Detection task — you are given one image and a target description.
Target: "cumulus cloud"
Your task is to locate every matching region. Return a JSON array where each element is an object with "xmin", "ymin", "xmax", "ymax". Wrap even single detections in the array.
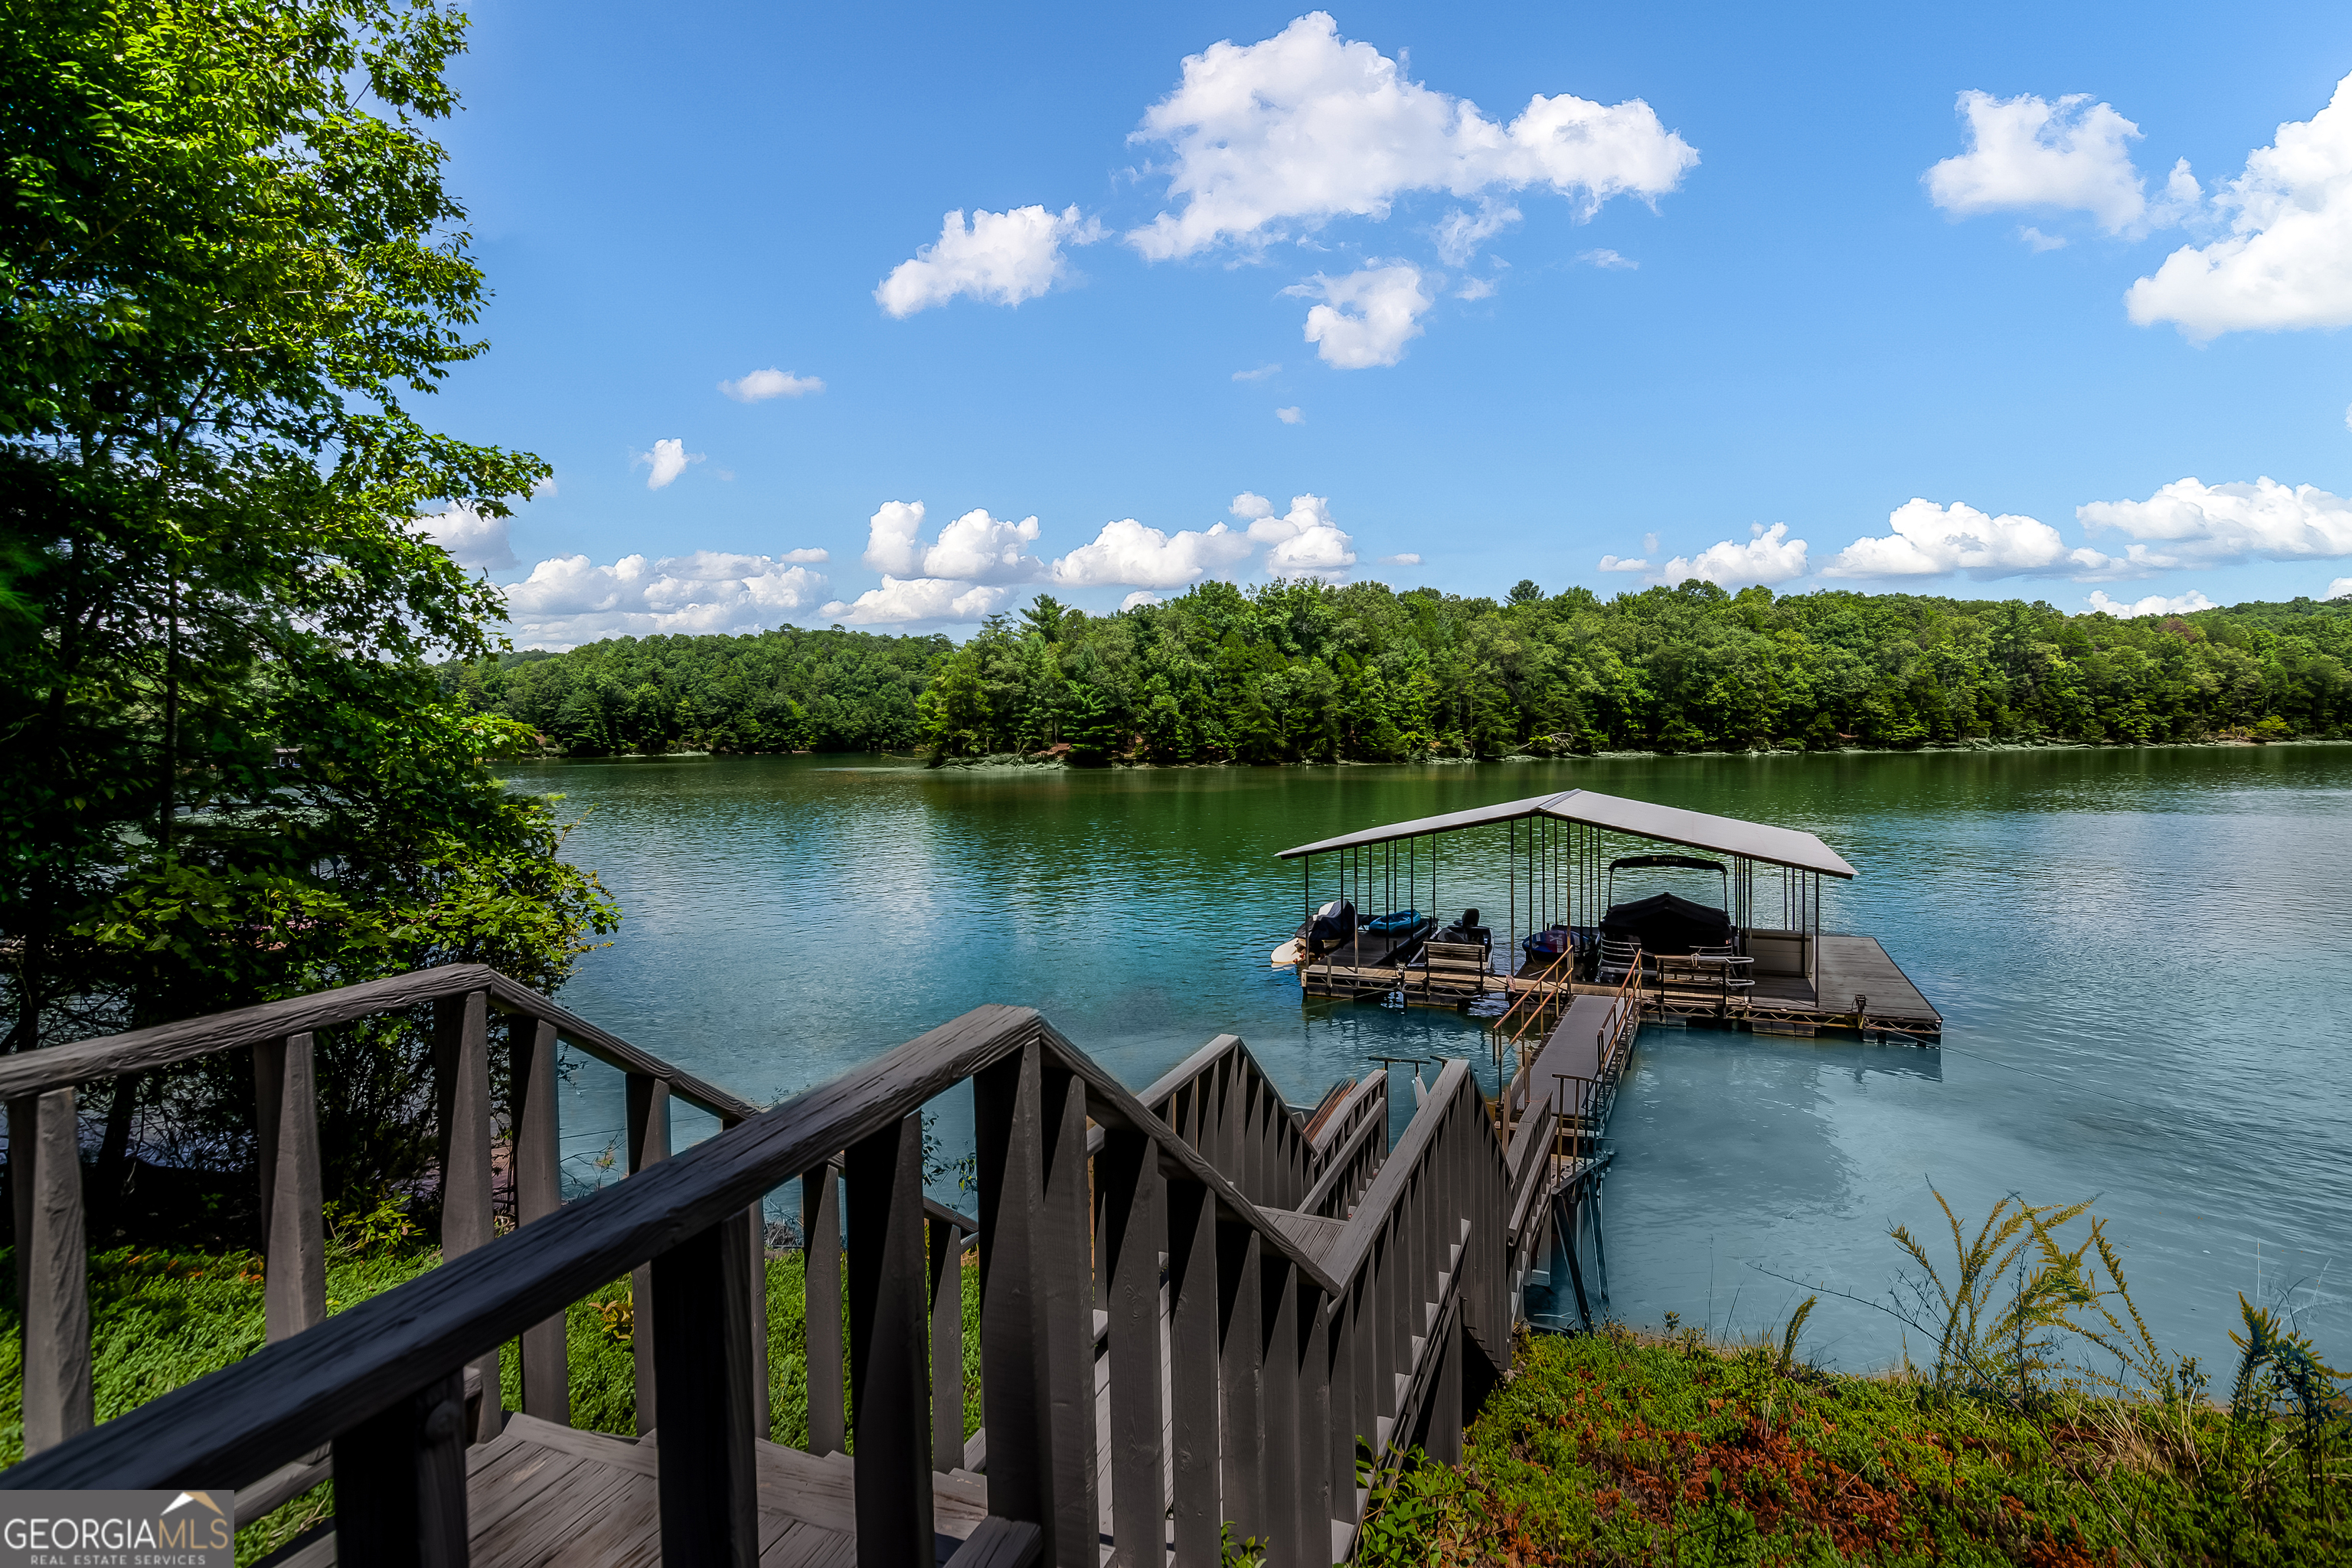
[
  {"xmin": 1122, "ymin": 590, "xmax": 1165, "ymax": 610},
  {"xmin": 1047, "ymin": 518, "xmax": 1253, "ymax": 589},
  {"xmin": 1291, "ymin": 262, "xmax": 1435, "ymax": 368},
  {"xmin": 1596, "ymin": 554, "xmax": 1651, "ymax": 572},
  {"xmin": 819, "ymin": 577, "xmax": 1013, "ymax": 626},
  {"xmin": 502, "ymin": 550, "xmax": 829, "ymax": 649},
  {"xmin": 2086, "ymin": 588, "xmax": 2216, "ymax": 617},
  {"xmin": 1658, "ymin": 523, "xmax": 1809, "ymax": 588},
  {"xmin": 637, "ymin": 439, "xmax": 699, "ymax": 490},
  {"xmin": 1378, "ymin": 553, "xmax": 1422, "ymax": 566},
  {"xmin": 2329, "ymin": 577, "xmax": 2352, "ymax": 599},
  {"xmin": 1233, "ymin": 363, "xmax": 1282, "ymax": 381},
  {"xmin": 1276, "ymin": 405, "xmax": 1304, "ymax": 423},
  {"xmin": 1823, "ymin": 498, "xmax": 2114, "ymax": 580},
  {"xmin": 1455, "ymin": 276, "xmax": 1498, "ymax": 301},
  {"xmin": 2125, "ymin": 72, "xmax": 2352, "ymax": 338},
  {"xmin": 420, "ymin": 505, "xmax": 518, "ymax": 571},
  {"xmin": 2076, "ymin": 476, "xmax": 2352, "ymax": 570},
  {"xmin": 1578, "ymin": 248, "xmax": 1637, "ymax": 269},
  {"xmin": 1924, "ymin": 90, "xmax": 2196, "ymax": 237},
  {"xmin": 2019, "ymin": 226, "xmax": 2067, "ymax": 253},
  {"xmin": 859, "ymin": 500, "xmax": 1042, "ymax": 583},
  {"xmin": 719, "ymin": 368, "xmax": 825, "ymax": 402},
  {"xmin": 1126, "ymin": 11, "xmax": 1697, "ymax": 260},
  {"xmin": 1432, "ymin": 199, "xmax": 1521, "ymax": 265},
  {"xmin": 1243, "ymin": 492, "xmax": 1357, "ymax": 580},
  {"xmin": 875, "ymin": 206, "xmax": 1104, "ymax": 317}
]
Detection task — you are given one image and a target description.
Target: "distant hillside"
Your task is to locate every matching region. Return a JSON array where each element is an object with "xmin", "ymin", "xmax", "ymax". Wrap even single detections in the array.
[{"xmin": 438, "ymin": 582, "xmax": 2352, "ymax": 760}]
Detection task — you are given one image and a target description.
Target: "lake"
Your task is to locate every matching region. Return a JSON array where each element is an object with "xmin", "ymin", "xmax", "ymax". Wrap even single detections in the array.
[{"xmin": 509, "ymin": 744, "xmax": 2352, "ymax": 1377}]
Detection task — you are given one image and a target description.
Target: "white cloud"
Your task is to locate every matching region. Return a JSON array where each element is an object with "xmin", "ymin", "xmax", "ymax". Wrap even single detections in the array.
[
  {"xmin": 2076, "ymin": 476, "xmax": 2352, "ymax": 570},
  {"xmin": 1291, "ymin": 262, "xmax": 1435, "ymax": 368},
  {"xmin": 2086, "ymin": 588, "xmax": 2216, "ymax": 617},
  {"xmin": 874, "ymin": 205, "xmax": 1104, "ymax": 317},
  {"xmin": 502, "ymin": 550, "xmax": 829, "ymax": 649},
  {"xmin": 1596, "ymin": 554, "xmax": 1651, "ymax": 572},
  {"xmin": 1378, "ymin": 553, "xmax": 1421, "ymax": 566},
  {"xmin": 531, "ymin": 475, "xmax": 558, "ymax": 498},
  {"xmin": 2345, "ymin": 401, "xmax": 2352, "ymax": 433},
  {"xmin": 1245, "ymin": 492, "xmax": 1357, "ymax": 580},
  {"xmin": 637, "ymin": 439, "xmax": 700, "ymax": 491},
  {"xmin": 1824, "ymin": 498, "xmax": 2114, "ymax": 580},
  {"xmin": 1577, "ymin": 248, "xmax": 1637, "ymax": 269},
  {"xmin": 1659, "ymin": 523, "xmax": 1808, "ymax": 587},
  {"xmin": 2329, "ymin": 576, "xmax": 2352, "ymax": 599},
  {"xmin": 1122, "ymin": 590, "xmax": 1165, "ymax": 610},
  {"xmin": 1047, "ymin": 518, "xmax": 1253, "ymax": 588},
  {"xmin": 1230, "ymin": 492, "xmax": 1274, "ymax": 521},
  {"xmin": 719, "ymin": 368, "xmax": 825, "ymax": 402},
  {"xmin": 1233, "ymin": 363, "xmax": 1282, "ymax": 381},
  {"xmin": 2125, "ymin": 72, "xmax": 2352, "ymax": 338},
  {"xmin": 1432, "ymin": 199, "xmax": 1521, "ymax": 265},
  {"xmin": 1126, "ymin": 11, "xmax": 1697, "ymax": 260},
  {"xmin": 1455, "ymin": 276, "xmax": 1498, "ymax": 300},
  {"xmin": 859, "ymin": 500, "xmax": 1042, "ymax": 583},
  {"xmin": 819, "ymin": 577, "xmax": 1013, "ymax": 626},
  {"xmin": 2019, "ymin": 226, "xmax": 2067, "ymax": 252},
  {"xmin": 421, "ymin": 505, "xmax": 518, "ymax": 571},
  {"xmin": 1276, "ymin": 405, "xmax": 1304, "ymax": 423},
  {"xmin": 1924, "ymin": 90, "xmax": 2192, "ymax": 236}
]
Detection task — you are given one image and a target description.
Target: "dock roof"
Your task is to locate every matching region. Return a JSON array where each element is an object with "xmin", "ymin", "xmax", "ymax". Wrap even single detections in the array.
[{"xmin": 1275, "ymin": 787, "xmax": 1857, "ymax": 878}]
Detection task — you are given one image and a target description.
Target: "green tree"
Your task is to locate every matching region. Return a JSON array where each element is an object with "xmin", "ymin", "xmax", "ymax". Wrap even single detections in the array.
[{"xmin": 2, "ymin": 0, "xmax": 614, "ymax": 1218}]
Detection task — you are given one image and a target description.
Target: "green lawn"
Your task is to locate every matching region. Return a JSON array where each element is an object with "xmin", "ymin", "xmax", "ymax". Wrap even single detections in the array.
[
  {"xmin": 1356, "ymin": 1327, "xmax": 2350, "ymax": 1566},
  {"xmin": 0, "ymin": 1237, "xmax": 982, "ymax": 1565}
]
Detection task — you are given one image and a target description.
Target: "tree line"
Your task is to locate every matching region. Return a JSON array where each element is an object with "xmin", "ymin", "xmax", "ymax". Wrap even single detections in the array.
[{"xmin": 443, "ymin": 579, "xmax": 2352, "ymax": 762}]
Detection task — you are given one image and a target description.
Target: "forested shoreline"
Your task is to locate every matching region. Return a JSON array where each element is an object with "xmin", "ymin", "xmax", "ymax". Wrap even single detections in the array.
[{"xmin": 441, "ymin": 578, "xmax": 2352, "ymax": 760}]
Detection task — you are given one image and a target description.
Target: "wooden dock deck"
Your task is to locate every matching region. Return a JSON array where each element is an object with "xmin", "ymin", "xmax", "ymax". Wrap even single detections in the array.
[{"xmin": 1298, "ymin": 932, "xmax": 1942, "ymax": 1039}]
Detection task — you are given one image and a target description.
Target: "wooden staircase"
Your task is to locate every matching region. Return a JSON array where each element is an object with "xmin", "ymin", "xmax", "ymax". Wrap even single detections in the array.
[{"xmin": 0, "ymin": 969, "xmax": 1545, "ymax": 1567}]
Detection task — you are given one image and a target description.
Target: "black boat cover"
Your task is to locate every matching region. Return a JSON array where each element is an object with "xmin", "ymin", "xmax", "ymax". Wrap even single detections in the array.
[
  {"xmin": 1599, "ymin": 892, "xmax": 1731, "ymax": 955},
  {"xmin": 1308, "ymin": 898, "xmax": 1356, "ymax": 947}
]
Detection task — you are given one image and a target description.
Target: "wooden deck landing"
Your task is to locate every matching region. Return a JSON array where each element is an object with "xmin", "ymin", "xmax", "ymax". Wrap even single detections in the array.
[{"xmin": 1300, "ymin": 933, "xmax": 1941, "ymax": 1037}]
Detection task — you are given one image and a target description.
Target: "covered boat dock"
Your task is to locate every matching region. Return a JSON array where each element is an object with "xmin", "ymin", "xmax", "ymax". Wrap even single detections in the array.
[{"xmin": 1272, "ymin": 787, "xmax": 1940, "ymax": 1042}]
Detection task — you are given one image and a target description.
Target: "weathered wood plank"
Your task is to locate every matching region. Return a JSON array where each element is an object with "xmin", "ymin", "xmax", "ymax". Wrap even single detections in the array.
[
  {"xmin": 940, "ymin": 1517, "xmax": 1044, "ymax": 1568},
  {"xmin": 847, "ymin": 1112, "xmax": 934, "ymax": 1568},
  {"xmin": 651, "ymin": 1207, "xmax": 762, "ymax": 1567},
  {"xmin": 1037, "ymin": 1067, "xmax": 1098, "ymax": 1568},
  {"xmin": 1216, "ymin": 1221, "xmax": 1264, "ymax": 1550},
  {"xmin": 254, "ymin": 1034, "xmax": 328, "ymax": 1344},
  {"xmin": 511, "ymin": 1018, "xmax": 568, "ymax": 1426},
  {"xmin": 1164, "ymin": 1179, "xmax": 1219, "ymax": 1568},
  {"xmin": 9, "ymin": 1088, "xmax": 92, "ymax": 1453}
]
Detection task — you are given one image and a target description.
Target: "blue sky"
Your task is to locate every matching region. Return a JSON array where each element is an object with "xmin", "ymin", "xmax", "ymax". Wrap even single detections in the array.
[{"xmin": 417, "ymin": 2, "xmax": 2352, "ymax": 646}]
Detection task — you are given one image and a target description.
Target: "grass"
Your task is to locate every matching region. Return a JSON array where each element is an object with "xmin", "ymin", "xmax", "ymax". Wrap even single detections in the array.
[
  {"xmin": 1356, "ymin": 1325, "xmax": 2350, "ymax": 1565},
  {"xmin": 0, "ymin": 1235, "xmax": 982, "ymax": 1566}
]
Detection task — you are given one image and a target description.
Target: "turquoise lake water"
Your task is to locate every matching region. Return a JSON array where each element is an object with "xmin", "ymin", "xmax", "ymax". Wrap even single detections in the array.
[{"xmin": 509, "ymin": 746, "xmax": 2352, "ymax": 1376}]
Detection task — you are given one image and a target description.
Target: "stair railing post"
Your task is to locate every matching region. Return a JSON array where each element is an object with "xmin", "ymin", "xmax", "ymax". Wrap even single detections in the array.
[
  {"xmin": 929, "ymin": 1213, "xmax": 966, "ymax": 1472},
  {"xmin": 1215, "ymin": 1217, "xmax": 1266, "ymax": 1550},
  {"xmin": 8, "ymin": 1087, "xmax": 92, "ymax": 1453},
  {"xmin": 510, "ymin": 1017, "xmax": 569, "ymax": 1425},
  {"xmin": 1165, "ymin": 1178, "xmax": 1222, "ymax": 1566},
  {"xmin": 651, "ymin": 1207, "xmax": 762, "ymax": 1567},
  {"xmin": 847, "ymin": 1110, "xmax": 935, "ymax": 1568},
  {"xmin": 1037, "ymin": 1065, "xmax": 1099, "ymax": 1566},
  {"xmin": 625, "ymin": 1071, "xmax": 671, "ymax": 1436},
  {"xmin": 1296, "ymin": 1281, "xmax": 1334, "ymax": 1568},
  {"xmin": 803, "ymin": 1155, "xmax": 845, "ymax": 1455},
  {"xmin": 331, "ymin": 1369, "xmax": 471, "ymax": 1568},
  {"xmin": 253, "ymin": 1033, "xmax": 328, "ymax": 1342},
  {"xmin": 1098, "ymin": 1129, "xmax": 1167, "ymax": 1568},
  {"xmin": 433, "ymin": 989, "xmax": 501, "ymax": 1442}
]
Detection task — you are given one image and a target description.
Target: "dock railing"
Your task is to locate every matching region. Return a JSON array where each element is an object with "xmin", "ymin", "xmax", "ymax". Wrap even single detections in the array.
[{"xmin": 3, "ymin": 974, "xmax": 1504, "ymax": 1568}]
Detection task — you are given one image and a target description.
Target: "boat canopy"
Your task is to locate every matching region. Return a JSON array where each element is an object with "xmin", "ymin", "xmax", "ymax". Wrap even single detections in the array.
[{"xmin": 1275, "ymin": 787, "xmax": 1857, "ymax": 879}]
